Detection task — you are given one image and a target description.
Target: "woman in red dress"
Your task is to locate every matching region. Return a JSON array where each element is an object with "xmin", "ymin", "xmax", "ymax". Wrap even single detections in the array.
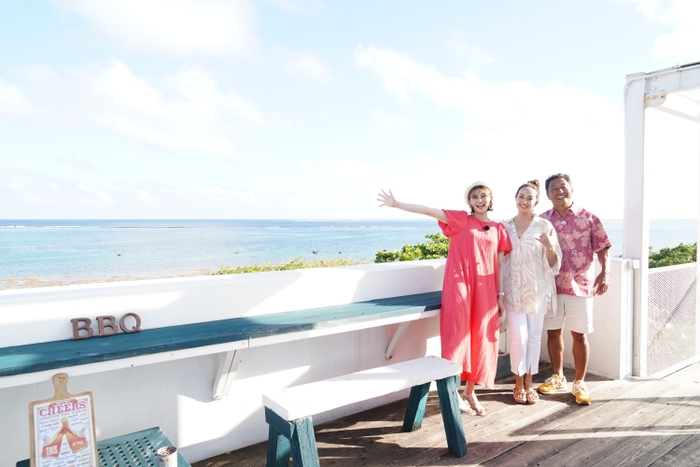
[{"xmin": 378, "ymin": 182, "xmax": 512, "ymax": 415}]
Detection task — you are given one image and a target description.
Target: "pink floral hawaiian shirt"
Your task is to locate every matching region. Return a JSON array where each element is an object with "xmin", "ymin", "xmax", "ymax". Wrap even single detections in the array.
[{"xmin": 540, "ymin": 205, "xmax": 611, "ymax": 297}]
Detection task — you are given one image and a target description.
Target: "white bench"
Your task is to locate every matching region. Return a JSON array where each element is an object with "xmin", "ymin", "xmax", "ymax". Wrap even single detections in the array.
[{"xmin": 262, "ymin": 356, "xmax": 468, "ymax": 467}]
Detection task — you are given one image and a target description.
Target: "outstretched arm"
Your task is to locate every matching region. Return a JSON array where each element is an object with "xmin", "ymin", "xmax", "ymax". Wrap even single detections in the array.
[{"xmin": 377, "ymin": 189, "xmax": 448, "ymax": 223}]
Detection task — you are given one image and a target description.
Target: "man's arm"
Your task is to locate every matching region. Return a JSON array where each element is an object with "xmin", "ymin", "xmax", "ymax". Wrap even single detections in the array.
[{"xmin": 594, "ymin": 247, "xmax": 610, "ymax": 295}]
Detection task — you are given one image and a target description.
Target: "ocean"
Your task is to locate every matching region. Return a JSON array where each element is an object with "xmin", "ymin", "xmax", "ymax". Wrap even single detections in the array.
[{"xmin": 0, "ymin": 219, "xmax": 696, "ymax": 288}]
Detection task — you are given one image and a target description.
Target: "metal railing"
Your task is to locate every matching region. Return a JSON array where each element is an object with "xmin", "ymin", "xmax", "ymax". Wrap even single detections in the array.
[{"xmin": 647, "ymin": 262, "xmax": 699, "ymax": 377}]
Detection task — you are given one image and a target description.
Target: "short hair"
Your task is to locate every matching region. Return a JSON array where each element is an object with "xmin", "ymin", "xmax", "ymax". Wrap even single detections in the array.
[
  {"xmin": 545, "ymin": 173, "xmax": 572, "ymax": 193},
  {"xmin": 464, "ymin": 183, "xmax": 494, "ymax": 214},
  {"xmin": 515, "ymin": 179, "xmax": 540, "ymax": 205}
]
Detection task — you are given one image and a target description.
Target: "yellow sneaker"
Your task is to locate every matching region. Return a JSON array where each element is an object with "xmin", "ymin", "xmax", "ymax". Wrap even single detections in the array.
[
  {"xmin": 537, "ymin": 374, "xmax": 567, "ymax": 394},
  {"xmin": 572, "ymin": 380, "xmax": 591, "ymax": 405}
]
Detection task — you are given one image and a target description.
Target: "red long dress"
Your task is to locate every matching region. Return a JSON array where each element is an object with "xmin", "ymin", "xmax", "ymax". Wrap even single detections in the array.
[{"xmin": 438, "ymin": 210, "xmax": 512, "ymax": 388}]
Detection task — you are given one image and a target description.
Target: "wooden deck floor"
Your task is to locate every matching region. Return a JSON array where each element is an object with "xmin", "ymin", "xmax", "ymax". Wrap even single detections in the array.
[{"xmin": 194, "ymin": 362, "xmax": 700, "ymax": 467}]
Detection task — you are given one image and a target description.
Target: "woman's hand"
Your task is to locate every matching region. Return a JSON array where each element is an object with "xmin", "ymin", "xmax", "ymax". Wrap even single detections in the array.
[
  {"xmin": 536, "ymin": 228, "xmax": 559, "ymax": 267},
  {"xmin": 497, "ymin": 295, "xmax": 504, "ymax": 316},
  {"xmin": 535, "ymin": 229, "xmax": 554, "ymax": 249},
  {"xmin": 377, "ymin": 189, "xmax": 398, "ymax": 208}
]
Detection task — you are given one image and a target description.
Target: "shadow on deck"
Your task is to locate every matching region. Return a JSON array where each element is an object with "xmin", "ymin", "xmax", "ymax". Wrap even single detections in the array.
[{"xmin": 195, "ymin": 363, "xmax": 700, "ymax": 467}]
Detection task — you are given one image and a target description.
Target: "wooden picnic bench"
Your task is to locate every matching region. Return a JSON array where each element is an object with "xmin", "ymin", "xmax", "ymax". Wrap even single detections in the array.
[
  {"xmin": 17, "ymin": 426, "xmax": 191, "ymax": 467},
  {"xmin": 263, "ymin": 356, "xmax": 467, "ymax": 467}
]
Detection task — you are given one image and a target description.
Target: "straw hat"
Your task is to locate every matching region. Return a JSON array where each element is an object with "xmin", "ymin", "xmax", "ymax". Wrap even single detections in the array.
[{"xmin": 464, "ymin": 181, "xmax": 489, "ymax": 202}]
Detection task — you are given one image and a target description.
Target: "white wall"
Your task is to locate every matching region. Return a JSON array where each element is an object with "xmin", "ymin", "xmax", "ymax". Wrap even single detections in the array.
[
  {"xmin": 538, "ymin": 258, "xmax": 636, "ymax": 380},
  {"xmin": 0, "ymin": 261, "xmax": 445, "ymax": 465},
  {"xmin": 0, "ymin": 258, "xmax": 635, "ymax": 465}
]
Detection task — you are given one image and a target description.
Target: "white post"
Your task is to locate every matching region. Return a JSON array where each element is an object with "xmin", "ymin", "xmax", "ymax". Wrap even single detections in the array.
[
  {"xmin": 623, "ymin": 75, "xmax": 650, "ymax": 377},
  {"xmin": 697, "ymin": 126, "xmax": 700, "ymax": 361}
]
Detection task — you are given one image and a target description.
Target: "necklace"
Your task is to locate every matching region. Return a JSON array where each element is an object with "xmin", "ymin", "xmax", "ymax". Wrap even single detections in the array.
[{"xmin": 513, "ymin": 215, "xmax": 533, "ymax": 230}]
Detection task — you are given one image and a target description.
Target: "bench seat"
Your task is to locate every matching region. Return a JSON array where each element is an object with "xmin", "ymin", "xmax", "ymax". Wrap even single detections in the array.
[
  {"xmin": 263, "ymin": 356, "xmax": 467, "ymax": 466},
  {"xmin": 17, "ymin": 426, "xmax": 191, "ymax": 467}
]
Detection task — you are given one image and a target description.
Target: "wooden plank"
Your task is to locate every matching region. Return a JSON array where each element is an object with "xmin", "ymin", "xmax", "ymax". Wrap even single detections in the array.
[
  {"xmin": 248, "ymin": 309, "xmax": 439, "ymax": 348},
  {"xmin": 435, "ymin": 375, "xmax": 467, "ymax": 457},
  {"xmin": 403, "ymin": 382, "xmax": 431, "ymax": 432},
  {"xmin": 491, "ymin": 380, "xmax": 669, "ymax": 467},
  {"xmin": 263, "ymin": 357, "xmax": 461, "ymax": 421},
  {"xmin": 193, "ymin": 364, "xmax": 700, "ymax": 467},
  {"xmin": 487, "ymin": 378, "xmax": 684, "ymax": 467},
  {"xmin": 289, "ymin": 417, "xmax": 320, "ymax": 467},
  {"xmin": 649, "ymin": 435, "xmax": 700, "ymax": 467},
  {"xmin": 0, "ymin": 339, "xmax": 249, "ymax": 390},
  {"xmin": 585, "ymin": 383, "xmax": 700, "ymax": 467},
  {"xmin": 385, "ymin": 322, "xmax": 411, "ymax": 360},
  {"xmin": 212, "ymin": 349, "xmax": 243, "ymax": 401}
]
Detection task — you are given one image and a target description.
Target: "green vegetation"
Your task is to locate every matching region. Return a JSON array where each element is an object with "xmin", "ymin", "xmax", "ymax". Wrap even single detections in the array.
[
  {"xmin": 374, "ymin": 233, "xmax": 449, "ymax": 263},
  {"xmin": 212, "ymin": 238, "xmax": 696, "ymax": 274},
  {"xmin": 214, "ymin": 256, "xmax": 365, "ymax": 275},
  {"xmin": 649, "ymin": 243, "xmax": 697, "ymax": 268}
]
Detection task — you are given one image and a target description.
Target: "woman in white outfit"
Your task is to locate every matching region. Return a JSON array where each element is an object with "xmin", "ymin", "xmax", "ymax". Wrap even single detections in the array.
[{"xmin": 502, "ymin": 180, "xmax": 561, "ymax": 404}]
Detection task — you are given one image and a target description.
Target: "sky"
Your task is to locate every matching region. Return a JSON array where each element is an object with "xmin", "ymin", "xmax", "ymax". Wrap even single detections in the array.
[{"xmin": 1, "ymin": 0, "xmax": 699, "ymax": 220}]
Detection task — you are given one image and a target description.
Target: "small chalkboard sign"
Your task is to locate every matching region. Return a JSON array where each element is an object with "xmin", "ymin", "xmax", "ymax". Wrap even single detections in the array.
[{"xmin": 28, "ymin": 373, "xmax": 98, "ymax": 467}]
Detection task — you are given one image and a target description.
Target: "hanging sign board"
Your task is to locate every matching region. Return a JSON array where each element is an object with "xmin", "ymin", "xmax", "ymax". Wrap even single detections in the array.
[{"xmin": 28, "ymin": 373, "xmax": 98, "ymax": 467}]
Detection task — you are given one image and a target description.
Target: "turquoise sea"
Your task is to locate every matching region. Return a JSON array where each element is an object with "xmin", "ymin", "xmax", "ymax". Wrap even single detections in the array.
[{"xmin": 0, "ymin": 219, "xmax": 696, "ymax": 286}]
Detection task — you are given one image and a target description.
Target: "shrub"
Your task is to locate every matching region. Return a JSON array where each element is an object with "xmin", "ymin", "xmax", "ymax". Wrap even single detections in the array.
[
  {"xmin": 214, "ymin": 257, "xmax": 365, "ymax": 275},
  {"xmin": 648, "ymin": 243, "xmax": 697, "ymax": 268},
  {"xmin": 375, "ymin": 233, "xmax": 450, "ymax": 263}
]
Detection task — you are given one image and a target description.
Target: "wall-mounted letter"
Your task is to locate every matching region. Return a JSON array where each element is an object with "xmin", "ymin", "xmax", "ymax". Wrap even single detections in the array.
[
  {"xmin": 119, "ymin": 313, "xmax": 142, "ymax": 333},
  {"xmin": 71, "ymin": 318, "xmax": 94, "ymax": 340},
  {"xmin": 96, "ymin": 315, "xmax": 118, "ymax": 337}
]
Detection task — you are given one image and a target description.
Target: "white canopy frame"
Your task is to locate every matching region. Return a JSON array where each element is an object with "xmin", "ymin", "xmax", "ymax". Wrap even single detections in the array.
[{"xmin": 624, "ymin": 61, "xmax": 700, "ymax": 376}]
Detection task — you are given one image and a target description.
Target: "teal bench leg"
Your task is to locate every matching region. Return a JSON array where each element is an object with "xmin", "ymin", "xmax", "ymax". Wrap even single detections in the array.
[
  {"xmin": 265, "ymin": 407, "xmax": 320, "ymax": 467},
  {"xmin": 290, "ymin": 417, "xmax": 320, "ymax": 467},
  {"xmin": 266, "ymin": 423, "xmax": 291, "ymax": 467},
  {"xmin": 403, "ymin": 382, "xmax": 430, "ymax": 431},
  {"xmin": 436, "ymin": 375, "xmax": 468, "ymax": 457}
]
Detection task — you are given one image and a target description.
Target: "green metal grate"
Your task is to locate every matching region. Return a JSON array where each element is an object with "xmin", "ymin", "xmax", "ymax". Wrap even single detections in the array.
[{"xmin": 17, "ymin": 427, "xmax": 190, "ymax": 467}]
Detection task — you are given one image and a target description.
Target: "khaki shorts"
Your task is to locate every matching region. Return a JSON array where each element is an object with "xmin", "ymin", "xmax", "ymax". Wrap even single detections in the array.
[{"xmin": 543, "ymin": 294, "xmax": 594, "ymax": 334}]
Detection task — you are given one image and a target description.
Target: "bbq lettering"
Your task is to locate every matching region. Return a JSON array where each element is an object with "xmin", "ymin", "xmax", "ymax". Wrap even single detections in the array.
[{"xmin": 71, "ymin": 313, "xmax": 141, "ymax": 340}]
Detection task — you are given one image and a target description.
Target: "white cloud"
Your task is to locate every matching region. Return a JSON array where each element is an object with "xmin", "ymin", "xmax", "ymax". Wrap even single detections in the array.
[
  {"xmin": 371, "ymin": 109, "xmax": 408, "ymax": 131},
  {"xmin": 54, "ymin": 0, "xmax": 259, "ymax": 58},
  {"xmin": 354, "ymin": 44, "xmax": 626, "ymax": 219},
  {"xmin": 78, "ymin": 183, "xmax": 113, "ymax": 202},
  {"xmin": 652, "ymin": 0, "xmax": 700, "ymax": 62},
  {"xmin": 329, "ymin": 158, "xmax": 381, "ymax": 183},
  {"xmin": 447, "ymin": 30, "xmax": 495, "ymax": 69},
  {"xmin": 283, "ymin": 50, "xmax": 333, "ymax": 84},
  {"xmin": 10, "ymin": 60, "xmax": 266, "ymax": 153},
  {"xmin": 0, "ymin": 77, "xmax": 50, "ymax": 121},
  {"xmin": 618, "ymin": 0, "xmax": 660, "ymax": 17},
  {"xmin": 60, "ymin": 156, "xmax": 103, "ymax": 175},
  {"xmin": 259, "ymin": 0, "xmax": 325, "ymax": 13}
]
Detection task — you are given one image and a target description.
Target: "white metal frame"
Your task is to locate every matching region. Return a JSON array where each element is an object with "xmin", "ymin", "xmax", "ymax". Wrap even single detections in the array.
[{"xmin": 624, "ymin": 61, "xmax": 700, "ymax": 376}]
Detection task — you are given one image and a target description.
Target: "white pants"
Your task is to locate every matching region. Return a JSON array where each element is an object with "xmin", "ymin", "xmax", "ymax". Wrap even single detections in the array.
[{"xmin": 506, "ymin": 294, "xmax": 547, "ymax": 376}]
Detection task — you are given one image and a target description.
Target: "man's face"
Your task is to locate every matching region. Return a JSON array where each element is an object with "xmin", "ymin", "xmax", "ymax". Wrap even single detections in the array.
[{"xmin": 547, "ymin": 177, "xmax": 573, "ymax": 210}]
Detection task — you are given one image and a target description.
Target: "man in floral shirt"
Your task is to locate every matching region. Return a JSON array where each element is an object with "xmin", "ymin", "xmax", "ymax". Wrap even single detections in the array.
[{"xmin": 536, "ymin": 173, "xmax": 611, "ymax": 405}]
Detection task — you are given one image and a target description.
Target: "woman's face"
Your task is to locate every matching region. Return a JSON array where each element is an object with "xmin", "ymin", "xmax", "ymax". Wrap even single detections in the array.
[
  {"xmin": 469, "ymin": 188, "xmax": 491, "ymax": 214},
  {"xmin": 515, "ymin": 186, "xmax": 538, "ymax": 214}
]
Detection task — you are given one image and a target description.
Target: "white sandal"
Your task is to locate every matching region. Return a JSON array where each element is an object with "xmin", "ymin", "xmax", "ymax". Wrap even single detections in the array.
[
  {"xmin": 465, "ymin": 392, "xmax": 485, "ymax": 415},
  {"xmin": 456, "ymin": 392, "xmax": 477, "ymax": 415}
]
